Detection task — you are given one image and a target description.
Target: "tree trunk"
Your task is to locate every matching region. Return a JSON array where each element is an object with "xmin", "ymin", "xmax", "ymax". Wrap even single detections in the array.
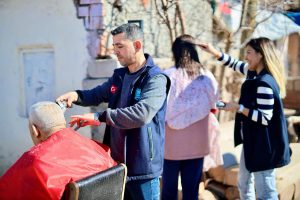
[
  {"xmin": 240, "ymin": 0, "xmax": 257, "ymax": 59},
  {"xmin": 175, "ymin": 1, "xmax": 185, "ymax": 35}
]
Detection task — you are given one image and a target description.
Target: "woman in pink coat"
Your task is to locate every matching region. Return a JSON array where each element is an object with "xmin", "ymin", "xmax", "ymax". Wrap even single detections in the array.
[{"xmin": 162, "ymin": 35, "xmax": 222, "ymax": 200}]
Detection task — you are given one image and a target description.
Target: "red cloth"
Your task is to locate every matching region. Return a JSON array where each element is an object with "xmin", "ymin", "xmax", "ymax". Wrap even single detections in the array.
[
  {"xmin": 219, "ymin": 2, "xmax": 231, "ymax": 15},
  {"xmin": 0, "ymin": 128, "xmax": 116, "ymax": 200}
]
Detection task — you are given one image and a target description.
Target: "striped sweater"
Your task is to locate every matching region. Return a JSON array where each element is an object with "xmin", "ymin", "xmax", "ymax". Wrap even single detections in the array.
[{"xmin": 218, "ymin": 53, "xmax": 274, "ymax": 126}]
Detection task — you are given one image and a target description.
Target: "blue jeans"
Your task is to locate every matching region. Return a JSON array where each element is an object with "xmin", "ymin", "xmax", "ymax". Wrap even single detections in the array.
[
  {"xmin": 238, "ymin": 148, "xmax": 278, "ymax": 200},
  {"xmin": 124, "ymin": 177, "xmax": 160, "ymax": 200},
  {"xmin": 162, "ymin": 158, "xmax": 204, "ymax": 200}
]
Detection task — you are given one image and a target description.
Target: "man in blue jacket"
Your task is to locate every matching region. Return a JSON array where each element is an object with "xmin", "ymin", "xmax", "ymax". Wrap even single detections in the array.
[{"xmin": 57, "ymin": 23, "xmax": 170, "ymax": 200}]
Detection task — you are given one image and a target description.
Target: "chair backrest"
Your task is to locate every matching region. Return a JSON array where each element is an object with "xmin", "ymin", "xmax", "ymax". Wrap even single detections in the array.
[{"xmin": 62, "ymin": 163, "xmax": 127, "ymax": 200}]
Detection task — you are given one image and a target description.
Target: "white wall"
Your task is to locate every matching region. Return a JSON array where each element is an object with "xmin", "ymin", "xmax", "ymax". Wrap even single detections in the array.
[{"xmin": 0, "ymin": 0, "xmax": 91, "ymax": 175}]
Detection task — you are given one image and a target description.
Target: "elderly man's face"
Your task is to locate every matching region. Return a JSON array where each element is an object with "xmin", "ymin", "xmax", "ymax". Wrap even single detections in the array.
[{"xmin": 112, "ymin": 32, "xmax": 137, "ymax": 67}]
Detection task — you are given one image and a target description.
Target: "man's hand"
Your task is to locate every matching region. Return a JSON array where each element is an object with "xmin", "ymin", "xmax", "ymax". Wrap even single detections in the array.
[
  {"xmin": 56, "ymin": 91, "xmax": 78, "ymax": 108},
  {"xmin": 69, "ymin": 113, "xmax": 101, "ymax": 129}
]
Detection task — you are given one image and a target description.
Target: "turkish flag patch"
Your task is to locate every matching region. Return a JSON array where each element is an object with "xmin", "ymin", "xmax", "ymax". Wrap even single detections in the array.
[{"xmin": 110, "ymin": 85, "xmax": 117, "ymax": 94}]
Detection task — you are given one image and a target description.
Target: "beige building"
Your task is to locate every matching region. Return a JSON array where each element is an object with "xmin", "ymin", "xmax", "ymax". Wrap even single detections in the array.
[{"xmin": 0, "ymin": 0, "xmax": 91, "ymax": 175}]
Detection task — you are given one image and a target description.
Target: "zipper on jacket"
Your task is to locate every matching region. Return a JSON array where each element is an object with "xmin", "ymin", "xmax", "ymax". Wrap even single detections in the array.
[
  {"xmin": 124, "ymin": 135, "xmax": 127, "ymax": 165},
  {"xmin": 148, "ymin": 126, "xmax": 154, "ymax": 161}
]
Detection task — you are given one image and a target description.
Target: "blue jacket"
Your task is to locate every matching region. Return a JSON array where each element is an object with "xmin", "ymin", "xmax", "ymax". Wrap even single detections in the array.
[
  {"xmin": 234, "ymin": 70, "xmax": 291, "ymax": 172},
  {"xmin": 77, "ymin": 55, "xmax": 170, "ymax": 180}
]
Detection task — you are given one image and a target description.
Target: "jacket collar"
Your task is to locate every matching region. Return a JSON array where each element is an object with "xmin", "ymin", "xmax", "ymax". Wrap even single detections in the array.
[
  {"xmin": 256, "ymin": 68, "xmax": 268, "ymax": 77},
  {"xmin": 144, "ymin": 53, "xmax": 155, "ymax": 67},
  {"xmin": 115, "ymin": 53, "xmax": 154, "ymax": 75}
]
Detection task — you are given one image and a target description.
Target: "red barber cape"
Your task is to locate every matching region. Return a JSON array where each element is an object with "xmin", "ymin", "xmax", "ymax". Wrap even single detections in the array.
[{"xmin": 0, "ymin": 128, "xmax": 117, "ymax": 200}]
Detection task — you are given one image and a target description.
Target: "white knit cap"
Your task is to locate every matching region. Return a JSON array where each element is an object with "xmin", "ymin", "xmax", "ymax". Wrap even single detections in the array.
[{"xmin": 29, "ymin": 101, "xmax": 66, "ymax": 133}]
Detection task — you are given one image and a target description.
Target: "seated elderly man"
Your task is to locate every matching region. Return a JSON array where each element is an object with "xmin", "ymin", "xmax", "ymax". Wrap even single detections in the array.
[{"xmin": 0, "ymin": 101, "xmax": 116, "ymax": 199}]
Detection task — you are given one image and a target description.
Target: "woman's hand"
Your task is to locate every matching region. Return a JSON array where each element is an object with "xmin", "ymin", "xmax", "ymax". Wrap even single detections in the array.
[
  {"xmin": 218, "ymin": 102, "xmax": 239, "ymax": 112},
  {"xmin": 196, "ymin": 42, "xmax": 222, "ymax": 58}
]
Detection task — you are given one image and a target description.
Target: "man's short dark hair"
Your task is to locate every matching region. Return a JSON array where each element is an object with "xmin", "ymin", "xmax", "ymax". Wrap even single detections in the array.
[{"xmin": 111, "ymin": 23, "xmax": 143, "ymax": 41}]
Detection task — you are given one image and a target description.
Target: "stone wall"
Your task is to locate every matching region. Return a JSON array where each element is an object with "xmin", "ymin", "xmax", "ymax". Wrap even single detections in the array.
[{"xmin": 103, "ymin": 0, "xmax": 214, "ymax": 58}]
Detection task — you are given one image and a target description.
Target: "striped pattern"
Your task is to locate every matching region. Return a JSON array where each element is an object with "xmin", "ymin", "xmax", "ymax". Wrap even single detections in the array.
[
  {"xmin": 219, "ymin": 53, "xmax": 274, "ymax": 125},
  {"xmin": 218, "ymin": 53, "xmax": 249, "ymax": 75}
]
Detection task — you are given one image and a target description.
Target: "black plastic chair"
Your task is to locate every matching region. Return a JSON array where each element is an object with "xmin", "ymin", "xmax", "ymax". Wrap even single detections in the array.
[{"xmin": 62, "ymin": 163, "xmax": 127, "ymax": 200}]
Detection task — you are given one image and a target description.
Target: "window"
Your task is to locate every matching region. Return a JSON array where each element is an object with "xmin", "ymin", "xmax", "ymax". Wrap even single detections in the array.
[{"xmin": 19, "ymin": 47, "xmax": 55, "ymax": 117}]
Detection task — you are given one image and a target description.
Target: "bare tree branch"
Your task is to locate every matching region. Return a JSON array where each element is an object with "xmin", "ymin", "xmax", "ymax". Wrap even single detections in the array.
[
  {"xmin": 154, "ymin": 0, "xmax": 167, "ymax": 22},
  {"xmin": 154, "ymin": 0, "xmax": 174, "ymax": 46},
  {"xmin": 175, "ymin": 1, "xmax": 185, "ymax": 35}
]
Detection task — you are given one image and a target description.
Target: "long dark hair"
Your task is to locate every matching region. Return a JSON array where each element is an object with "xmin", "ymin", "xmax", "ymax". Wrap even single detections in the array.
[{"xmin": 172, "ymin": 34, "xmax": 203, "ymax": 78}]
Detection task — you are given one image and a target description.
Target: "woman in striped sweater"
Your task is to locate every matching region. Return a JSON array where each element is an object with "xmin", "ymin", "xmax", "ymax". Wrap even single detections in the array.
[{"xmin": 198, "ymin": 37, "xmax": 291, "ymax": 200}]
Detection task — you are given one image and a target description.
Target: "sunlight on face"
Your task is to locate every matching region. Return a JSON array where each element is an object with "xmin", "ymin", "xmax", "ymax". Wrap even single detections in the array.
[
  {"xmin": 245, "ymin": 45, "xmax": 262, "ymax": 71},
  {"xmin": 112, "ymin": 33, "xmax": 136, "ymax": 66}
]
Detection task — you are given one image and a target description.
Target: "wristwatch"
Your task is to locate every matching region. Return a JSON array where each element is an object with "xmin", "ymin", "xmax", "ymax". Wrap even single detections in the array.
[
  {"xmin": 237, "ymin": 104, "xmax": 244, "ymax": 113},
  {"xmin": 94, "ymin": 112, "xmax": 100, "ymax": 121}
]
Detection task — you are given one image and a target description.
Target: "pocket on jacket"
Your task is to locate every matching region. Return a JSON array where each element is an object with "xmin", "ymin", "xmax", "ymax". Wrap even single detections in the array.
[{"xmin": 263, "ymin": 127, "xmax": 272, "ymax": 154}]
